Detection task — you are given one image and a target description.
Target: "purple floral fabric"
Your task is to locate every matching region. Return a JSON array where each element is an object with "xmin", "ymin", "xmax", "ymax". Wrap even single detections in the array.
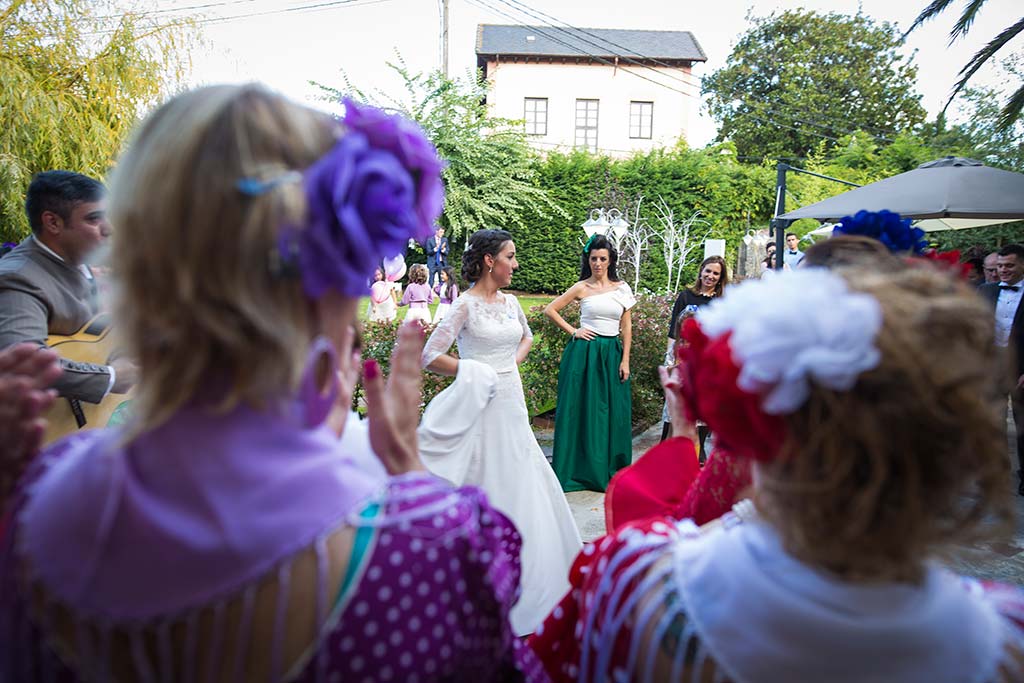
[{"xmin": 0, "ymin": 470, "xmax": 548, "ymax": 682}]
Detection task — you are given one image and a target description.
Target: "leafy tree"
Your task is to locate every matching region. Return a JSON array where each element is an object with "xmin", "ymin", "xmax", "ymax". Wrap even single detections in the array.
[
  {"xmin": 0, "ymin": 0, "xmax": 195, "ymax": 241},
  {"xmin": 703, "ymin": 9, "xmax": 926, "ymax": 161},
  {"xmin": 906, "ymin": 0, "xmax": 1023, "ymax": 129},
  {"xmin": 316, "ymin": 62, "xmax": 565, "ymax": 240}
]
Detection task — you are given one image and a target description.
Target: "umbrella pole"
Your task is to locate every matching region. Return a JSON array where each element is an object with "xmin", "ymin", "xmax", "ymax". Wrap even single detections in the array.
[{"xmin": 772, "ymin": 162, "xmax": 790, "ymax": 271}]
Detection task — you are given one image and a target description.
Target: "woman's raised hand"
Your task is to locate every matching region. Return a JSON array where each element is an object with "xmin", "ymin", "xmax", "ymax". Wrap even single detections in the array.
[
  {"xmin": 0, "ymin": 344, "xmax": 61, "ymax": 501},
  {"xmin": 363, "ymin": 322, "xmax": 428, "ymax": 475},
  {"xmin": 659, "ymin": 364, "xmax": 697, "ymax": 441}
]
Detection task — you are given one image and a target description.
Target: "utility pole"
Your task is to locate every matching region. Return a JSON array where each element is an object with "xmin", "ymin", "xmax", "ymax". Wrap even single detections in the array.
[{"xmin": 441, "ymin": 0, "xmax": 449, "ymax": 77}]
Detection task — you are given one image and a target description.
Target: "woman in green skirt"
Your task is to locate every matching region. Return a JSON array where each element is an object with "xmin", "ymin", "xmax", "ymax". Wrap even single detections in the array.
[{"xmin": 544, "ymin": 234, "xmax": 635, "ymax": 492}]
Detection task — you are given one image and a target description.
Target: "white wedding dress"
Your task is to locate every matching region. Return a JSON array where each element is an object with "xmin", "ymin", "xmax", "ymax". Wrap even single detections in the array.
[{"xmin": 419, "ymin": 292, "xmax": 583, "ymax": 636}]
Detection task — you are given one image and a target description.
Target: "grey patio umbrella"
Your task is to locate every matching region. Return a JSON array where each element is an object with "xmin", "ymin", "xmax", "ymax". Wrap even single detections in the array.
[{"xmin": 780, "ymin": 157, "xmax": 1024, "ymax": 231}]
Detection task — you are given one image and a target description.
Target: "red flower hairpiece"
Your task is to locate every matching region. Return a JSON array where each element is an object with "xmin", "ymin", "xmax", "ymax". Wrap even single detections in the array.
[
  {"xmin": 913, "ymin": 249, "xmax": 974, "ymax": 280},
  {"xmin": 677, "ymin": 318, "xmax": 788, "ymax": 462}
]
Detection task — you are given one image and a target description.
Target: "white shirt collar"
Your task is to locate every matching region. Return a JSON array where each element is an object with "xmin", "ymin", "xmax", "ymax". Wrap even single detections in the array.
[{"xmin": 32, "ymin": 235, "xmax": 92, "ymax": 279}]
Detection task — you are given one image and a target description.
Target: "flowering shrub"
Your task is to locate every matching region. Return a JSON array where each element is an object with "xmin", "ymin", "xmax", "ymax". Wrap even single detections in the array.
[
  {"xmin": 355, "ymin": 320, "xmax": 455, "ymax": 412},
  {"xmin": 357, "ymin": 293, "xmax": 672, "ymax": 433},
  {"xmin": 521, "ymin": 293, "xmax": 672, "ymax": 433}
]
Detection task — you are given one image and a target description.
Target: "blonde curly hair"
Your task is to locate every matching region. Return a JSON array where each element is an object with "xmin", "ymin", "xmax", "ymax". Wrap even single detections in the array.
[{"xmin": 755, "ymin": 264, "xmax": 1013, "ymax": 583}]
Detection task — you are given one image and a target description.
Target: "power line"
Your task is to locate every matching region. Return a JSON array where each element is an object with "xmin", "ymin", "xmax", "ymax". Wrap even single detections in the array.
[
  {"xmin": 466, "ymin": 0, "xmax": 693, "ymax": 98},
  {"xmin": 492, "ymin": 0, "xmax": 699, "ymax": 89},
  {"xmin": 479, "ymin": 0, "xmax": 903, "ymax": 143},
  {"xmin": 487, "ymin": 0, "xmax": 698, "ymax": 90},
  {"xmin": 79, "ymin": 0, "xmax": 392, "ymax": 36}
]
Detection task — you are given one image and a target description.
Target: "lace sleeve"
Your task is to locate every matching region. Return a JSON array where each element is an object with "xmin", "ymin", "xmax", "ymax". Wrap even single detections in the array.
[
  {"xmin": 422, "ymin": 295, "xmax": 469, "ymax": 368},
  {"xmin": 515, "ymin": 297, "xmax": 533, "ymax": 340}
]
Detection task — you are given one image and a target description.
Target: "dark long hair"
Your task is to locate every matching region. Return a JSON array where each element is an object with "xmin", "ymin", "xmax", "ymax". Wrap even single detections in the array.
[
  {"xmin": 690, "ymin": 255, "xmax": 728, "ymax": 297},
  {"xmin": 461, "ymin": 229, "xmax": 513, "ymax": 284},
  {"xmin": 579, "ymin": 235, "xmax": 621, "ymax": 281}
]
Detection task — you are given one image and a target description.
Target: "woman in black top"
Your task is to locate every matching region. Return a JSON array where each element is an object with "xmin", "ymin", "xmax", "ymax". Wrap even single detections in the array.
[{"xmin": 662, "ymin": 255, "xmax": 728, "ymax": 446}]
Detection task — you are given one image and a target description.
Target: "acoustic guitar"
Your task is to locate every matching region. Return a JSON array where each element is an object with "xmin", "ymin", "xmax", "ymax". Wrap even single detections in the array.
[{"xmin": 42, "ymin": 315, "xmax": 132, "ymax": 445}]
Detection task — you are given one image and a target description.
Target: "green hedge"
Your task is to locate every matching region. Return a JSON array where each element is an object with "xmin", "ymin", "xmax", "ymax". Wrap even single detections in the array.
[
  {"xmin": 356, "ymin": 292, "xmax": 672, "ymax": 434},
  {"xmin": 503, "ymin": 147, "xmax": 776, "ymax": 294}
]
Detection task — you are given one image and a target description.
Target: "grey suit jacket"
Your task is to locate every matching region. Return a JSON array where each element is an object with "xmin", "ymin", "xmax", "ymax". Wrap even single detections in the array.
[{"xmin": 0, "ymin": 238, "xmax": 112, "ymax": 403}]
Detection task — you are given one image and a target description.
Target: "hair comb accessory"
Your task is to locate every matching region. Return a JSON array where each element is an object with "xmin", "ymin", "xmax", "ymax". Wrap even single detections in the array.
[
  {"xmin": 236, "ymin": 171, "xmax": 302, "ymax": 196},
  {"xmin": 832, "ymin": 210, "xmax": 927, "ymax": 255},
  {"xmin": 282, "ymin": 98, "xmax": 446, "ymax": 299},
  {"xmin": 583, "ymin": 233, "xmax": 599, "ymax": 254},
  {"xmin": 677, "ymin": 268, "xmax": 882, "ymax": 462}
]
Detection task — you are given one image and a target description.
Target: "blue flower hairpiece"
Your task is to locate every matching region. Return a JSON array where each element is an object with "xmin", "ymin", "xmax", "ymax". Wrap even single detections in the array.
[
  {"xmin": 583, "ymin": 233, "xmax": 599, "ymax": 254},
  {"xmin": 832, "ymin": 210, "xmax": 927, "ymax": 255}
]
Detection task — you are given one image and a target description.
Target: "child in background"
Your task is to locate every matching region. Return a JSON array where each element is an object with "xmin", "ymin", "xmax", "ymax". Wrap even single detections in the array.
[
  {"xmin": 367, "ymin": 267, "xmax": 399, "ymax": 322},
  {"xmin": 400, "ymin": 263, "xmax": 436, "ymax": 324},
  {"xmin": 432, "ymin": 266, "xmax": 458, "ymax": 324}
]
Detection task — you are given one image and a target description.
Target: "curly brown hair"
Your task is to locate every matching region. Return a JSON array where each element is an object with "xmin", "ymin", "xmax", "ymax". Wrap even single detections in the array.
[
  {"xmin": 754, "ymin": 264, "xmax": 1013, "ymax": 583},
  {"xmin": 408, "ymin": 263, "xmax": 428, "ymax": 285}
]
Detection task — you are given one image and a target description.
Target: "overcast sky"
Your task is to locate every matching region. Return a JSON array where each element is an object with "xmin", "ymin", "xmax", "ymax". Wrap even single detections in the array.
[{"xmin": 174, "ymin": 0, "xmax": 1022, "ymax": 147}]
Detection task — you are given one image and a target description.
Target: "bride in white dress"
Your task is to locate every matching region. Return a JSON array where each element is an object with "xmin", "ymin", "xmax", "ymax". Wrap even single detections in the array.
[{"xmin": 419, "ymin": 229, "xmax": 583, "ymax": 636}]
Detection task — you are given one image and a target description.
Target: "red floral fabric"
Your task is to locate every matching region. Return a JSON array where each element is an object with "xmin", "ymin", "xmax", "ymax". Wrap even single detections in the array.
[
  {"xmin": 605, "ymin": 437, "xmax": 751, "ymax": 533},
  {"xmin": 528, "ymin": 517, "xmax": 677, "ymax": 683},
  {"xmin": 678, "ymin": 319, "xmax": 787, "ymax": 463}
]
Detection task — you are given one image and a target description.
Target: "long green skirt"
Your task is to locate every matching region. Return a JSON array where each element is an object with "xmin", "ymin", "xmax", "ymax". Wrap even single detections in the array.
[{"xmin": 551, "ymin": 335, "xmax": 632, "ymax": 492}]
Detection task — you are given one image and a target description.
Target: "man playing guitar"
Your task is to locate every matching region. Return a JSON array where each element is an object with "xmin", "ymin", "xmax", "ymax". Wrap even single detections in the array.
[{"xmin": 0, "ymin": 171, "xmax": 136, "ymax": 413}]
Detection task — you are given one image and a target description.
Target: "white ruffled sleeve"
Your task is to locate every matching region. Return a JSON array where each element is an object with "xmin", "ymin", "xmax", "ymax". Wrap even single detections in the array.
[
  {"xmin": 422, "ymin": 294, "xmax": 469, "ymax": 368},
  {"xmin": 614, "ymin": 282, "xmax": 637, "ymax": 311}
]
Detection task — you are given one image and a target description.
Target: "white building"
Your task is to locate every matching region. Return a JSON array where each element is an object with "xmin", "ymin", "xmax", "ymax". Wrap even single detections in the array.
[{"xmin": 476, "ymin": 24, "xmax": 706, "ymax": 157}]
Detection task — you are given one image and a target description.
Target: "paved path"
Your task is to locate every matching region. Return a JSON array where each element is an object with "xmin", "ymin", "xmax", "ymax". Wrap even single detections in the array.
[{"xmin": 537, "ymin": 417, "xmax": 1024, "ymax": 586}]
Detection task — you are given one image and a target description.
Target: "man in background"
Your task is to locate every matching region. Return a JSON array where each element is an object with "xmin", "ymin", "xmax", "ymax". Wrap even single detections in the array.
[
  {"xmin": 783, "ymin": 232, "xmax": 805, "ymax": 268},
  {"xmin": 425, "ymin": 225, "xmax": 448, "ymax": 289},
  {"xmin": 980, "ymin": 243, "xmax": 1024, "ymax": 495},
  {"xmin": 984, "ymin": 251, "xmax": 1000, "ymax": 283},
  {"xmin": 0, "ymin": 171, "xmax": 136, "ymax": 403}
]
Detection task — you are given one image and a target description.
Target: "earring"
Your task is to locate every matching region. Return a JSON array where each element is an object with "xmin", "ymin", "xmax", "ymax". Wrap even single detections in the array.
[{"xmin": 489, "ymin": 267, "xmax": 493, "ymax": 274}]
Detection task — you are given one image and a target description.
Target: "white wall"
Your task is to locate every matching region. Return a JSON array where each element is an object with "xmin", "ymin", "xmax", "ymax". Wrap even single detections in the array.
[{"xmin": 484, "ymin": 59, "xmax": 698, "ymax": 157}]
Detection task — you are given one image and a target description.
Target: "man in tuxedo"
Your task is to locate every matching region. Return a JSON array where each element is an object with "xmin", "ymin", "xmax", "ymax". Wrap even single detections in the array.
[
  {"xmin": 425, "ymin": 226, "xmax": 448, "ymax": 288},
  {"xmin": 783, "ymin": 232, "xmax": 805, "ymax": 268},
  {"xmin": 980, "ymin": 243, "xmax": 1024, "ymax": 495},
  {"xmin": 0, "ymin": 171, "xmax": 136, "ymax": 403}
]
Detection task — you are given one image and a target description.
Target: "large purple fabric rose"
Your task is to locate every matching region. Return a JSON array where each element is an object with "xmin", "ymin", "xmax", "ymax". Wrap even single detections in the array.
[{"xmin": 286, "ymin": 99, "xmax": 445, "ymax": 299}]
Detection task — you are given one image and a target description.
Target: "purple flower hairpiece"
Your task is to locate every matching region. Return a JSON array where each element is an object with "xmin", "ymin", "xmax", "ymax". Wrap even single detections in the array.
[
  {"xmin": 280, "ymin": 98, "xmax": 445, "ymax": 298},
  {"xmin": 832, "ymin": 210, "xmax": 928, "ymax": 255}
]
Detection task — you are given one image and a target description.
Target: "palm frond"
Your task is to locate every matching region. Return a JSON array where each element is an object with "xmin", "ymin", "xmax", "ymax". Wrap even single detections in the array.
[
  {"xmin": 903, "ymin": 0, "xmax": 957, "ymax": 38},
  {"xmin": 950, "ymin": 0, "xmax": 988, "ymax": 43},
  {"xmin": 945, "ymin": 16, "xmax": 1024, "ymax": 107},
  {"xmin": 998, "ymin": 81, "xmax": 1024, "ymax": 130}
]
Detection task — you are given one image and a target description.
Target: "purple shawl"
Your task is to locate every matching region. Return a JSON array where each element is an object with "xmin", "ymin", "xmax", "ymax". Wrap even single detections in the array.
[{"xmin": 16, "ymin": 402, "xmax": 385, "ymax": 621}]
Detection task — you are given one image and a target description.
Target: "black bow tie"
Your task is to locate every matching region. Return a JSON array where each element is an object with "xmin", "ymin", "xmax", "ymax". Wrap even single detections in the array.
[{"xmin": 1001, "ymin": 285, "xmax": 1021, "ymax": 292}]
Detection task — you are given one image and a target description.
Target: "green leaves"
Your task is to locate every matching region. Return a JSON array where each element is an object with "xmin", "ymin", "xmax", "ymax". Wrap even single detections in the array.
[
  {"xmin": 0, "ymin": 0, "xmax": 196, "ymax": 241},
  {"xmin": 316, "ymin": 64, "xmax": 565, "ymax": 240},
  {"xmin": 702, "ymin": 9, "xmax": 926, "ymax": 162}
]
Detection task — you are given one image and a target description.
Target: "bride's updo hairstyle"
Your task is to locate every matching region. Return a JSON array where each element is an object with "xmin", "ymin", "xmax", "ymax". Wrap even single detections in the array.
[
  {"xmin": 461, "ymin": 229, "xmax": 512, "ymax": 284},
  {"xmin": 756, "ymin": 265, "xmax": 1011, "ymax": 582}
]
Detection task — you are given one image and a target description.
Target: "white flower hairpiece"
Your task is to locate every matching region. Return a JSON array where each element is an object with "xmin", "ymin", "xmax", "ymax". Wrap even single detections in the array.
[{"xmin": 697, "ymin": 268, "xmax": 883, "ymax": 414}]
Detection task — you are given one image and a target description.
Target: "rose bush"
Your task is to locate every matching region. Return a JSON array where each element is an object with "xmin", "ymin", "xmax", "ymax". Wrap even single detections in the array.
[{"xmin": 356, "ymin": 293, "xmax": 672, "ymax": 434}]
